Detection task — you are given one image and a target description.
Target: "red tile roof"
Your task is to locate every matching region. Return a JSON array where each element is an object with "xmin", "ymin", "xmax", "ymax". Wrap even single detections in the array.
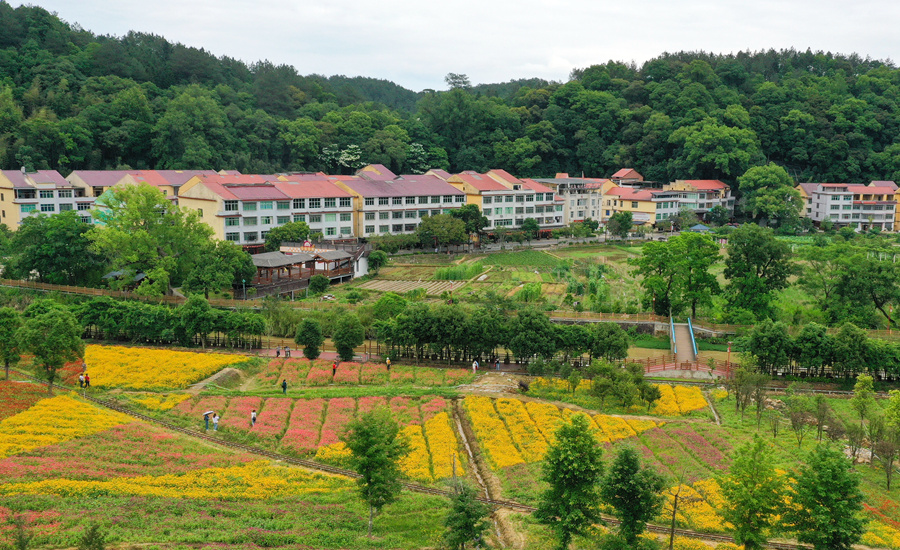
[
  {"xmin": 67, "ymin": 170, "xmax": 132, "ymax": 187},
  {"xmin": 226, "ymin": 185, "xmax": 290, "ymax": 201},
  {"xmin": 194, "ymin": 174, "xmax": 274, "ymax": 186},
  {"xmin": 273, "ymin": 180, "xmax": 353, "ymax": 199},
  {"xmin": 486, "ymin": 169, "xmax": 523, "ymax": 185},
  {"xmin": 340, "ymin": 175, "xmax": 463, "ymax": 198},
  {"xmin": 1, "ymin": 170, "xmax": 69, "ymax": 188},
  {"xmin": 611, "ymin": 168, "xmax": 642, "ymax": 179},
  {"xmin": 454, "ymin": 172, "xmax": 510, "ymax": 192},
  {"xmin": 871, "ymin": 180, "xmax": 899, "ymax": 190},
  {"xmin": 848, "ymin": 184, "xmax": 894, "ymax": 195},
  {"xmin": 427, "ymin": 169, "xmax": 452, "ymax": 180},
  {"xmin": 683, "ymin": 180, "xmax": 729, "ymax": 190},
  {"xmin": 357, "ymin": 164, "xmax": 397, "ymax": 181},
  {"xmin": 520, "ymin": 178, "xmax": 554, "ymax": 193}
]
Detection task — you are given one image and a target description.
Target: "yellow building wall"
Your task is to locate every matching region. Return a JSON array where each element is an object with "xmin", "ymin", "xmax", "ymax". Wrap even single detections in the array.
[
  {"xmin": 178, "ymin": 183, "xmax": 226, "ymax": 239},
  {"xmin": 445, "ymin": 180, "xmax": 482, "ymax": 207},
  {"xmin": 331, "ymin": 182, "xmax": 365, "ymax": 237},
  {"xmin": 0, "ymin": 174, "xmax": 21, "ymax": 228},
  {"xmin": 610, "ymin": 199, "xmax": 656, "ymax": 226}
]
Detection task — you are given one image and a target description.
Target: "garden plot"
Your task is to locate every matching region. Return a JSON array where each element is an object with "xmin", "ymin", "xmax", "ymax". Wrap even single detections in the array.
[{"xmin": 356, "ymin": 279, "xmax": 465, "ymax": 295}]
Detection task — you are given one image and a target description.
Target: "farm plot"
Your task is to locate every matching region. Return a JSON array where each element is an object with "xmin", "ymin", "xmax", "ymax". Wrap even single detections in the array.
[
  {"xmin": 356, "ymin": 279, "xmax": 466, "ymax": 295},
  {"xmin": 375, "ymin": 266, "xmax": 441, "ymax": 280},
  {"xmin": 171, "ymin": 395, "xmax": 465, "ymax": 483},
  {"xmin": 256, "ymin": 359, "xmax": 473, "ymax": 387}
]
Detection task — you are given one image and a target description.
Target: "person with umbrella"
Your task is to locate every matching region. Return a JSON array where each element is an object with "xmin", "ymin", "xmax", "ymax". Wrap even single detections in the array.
[{"xmin": 203, "ymin": 410, "xmax": 215, "ymax": 431}]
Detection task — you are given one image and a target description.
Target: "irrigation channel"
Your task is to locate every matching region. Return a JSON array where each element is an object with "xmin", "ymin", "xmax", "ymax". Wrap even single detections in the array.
[{"xmin": 11, "ymin": 369, "xmax": 811, "ymax": 550}]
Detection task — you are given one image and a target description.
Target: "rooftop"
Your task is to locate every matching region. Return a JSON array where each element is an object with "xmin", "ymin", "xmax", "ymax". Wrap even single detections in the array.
[{"xmin": 340, "ymin": 175, "xmax": 463, "ymax": 197}]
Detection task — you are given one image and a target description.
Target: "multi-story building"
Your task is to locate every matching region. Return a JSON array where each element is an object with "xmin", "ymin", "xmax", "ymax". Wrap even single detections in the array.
[
  {"xmin": 665, "ymin": 180, "xmax": 734, "ymax": 217},
  {"xmin": 610, "ymin": 168, "xmax": 644, "ymax": 185},
  {"xmin": 178, "ymin": 175, "xmax": 355, "ymax": 248},
  {"xmin": 332, "ymin": 172, "xmax": 466, "ymax": 237},
  {"xmin": 798, "ymin": 181, "xmax": 897, "ymax": 231},
  {"xmin": 0, "ymin": 169, "xmax": 94, "ymax": 228},
  {"xmin": 67, "ymin": 169, "xmax": 231, "ymax": 203},
  {"xmin": 446, "ymin": 170, "xmax": 563, "ymax": 231},
  {"xmin": 603, "ymin": 187, "xmax": 657, "ymax": 226},
  {"xmin": 533, "ymin": 173, "xmax": 612, "ymax": 224}
]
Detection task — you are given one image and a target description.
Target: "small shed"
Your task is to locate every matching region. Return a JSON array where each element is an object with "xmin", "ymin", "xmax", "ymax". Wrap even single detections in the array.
[
  {"xmin": 251, "ymin": 251, "xmax": 315, "ymax": 284},
  {"xmin": 313, "ymin": 250, "xmax": 353, "ymax": 275},
  {"xmin": 688, "ymin": 223, "xmax": 711, "ymax": 233}
]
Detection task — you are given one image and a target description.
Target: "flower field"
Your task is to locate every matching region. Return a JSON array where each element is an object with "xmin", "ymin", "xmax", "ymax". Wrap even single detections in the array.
[
  {"xmin": 0, "ymin": 380, "xmax": 46, "ymax": 420},
  {"xmin": 84, "ymin": 345, "xmax": 249, "ymax": 390},
  {"xmin": 0, "ymin": 394, "xmax": 132, "ymax": 458},
  {"xmin": 529, "ymin": 378, "xmax": 710, "ymax": 417},
  {"xmin": 463, "ymin": 396, "xmax": 661, "ymax": 469},
  {"xmin": 652, "ymin": 384, "xmax": 708, "ymax": 416},
  {"xmin": 130, "ymin": 393, "xmax": 191, "ymax": 411},
  {"xmin": 256, "ymin": 358, "xmax": 475, "ymax": 388}
]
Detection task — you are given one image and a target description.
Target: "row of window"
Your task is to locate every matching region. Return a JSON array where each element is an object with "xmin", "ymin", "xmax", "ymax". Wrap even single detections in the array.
[
  {"xmin": 224, "ymin": 197, "xmax": 354, "ymax": 212},
  {"xmin": 230, "ymin": 212, "xmax": 353, "ymax": 227},
  {"xmin": 363, "ymin": 195, "xmax": 464, "ymax": 206},
  {"xmin": 482, "ymin": 193, "xmax": 550, "ymax": 204},
  {"xmin": 483, "ymin": 206, "xmax": 555, "ymax": 216},
  {"xmin": 363, "ymin": 209, "xmax": 446, "ymax": 220},
  {"xmin": 20, "ymin": 203, "xmax": 92, "ymax": 214},
  {"xmin": 828, "ymin": 213, "xmax": 892, "ymax": 221},
  {"xmin": 226, "ymin": 225, "xmax": 354, "ymax": 242},
  {"xmin": 14, "ymin": 189, "xmax": 84, "ymax": 200},
  {"xmin": 363, "ymin": 224, "xmax": 419, "ymax": 234},
  {"xmin": 828, "ymin": 204, "xmax": 895, "ymax": 211}
]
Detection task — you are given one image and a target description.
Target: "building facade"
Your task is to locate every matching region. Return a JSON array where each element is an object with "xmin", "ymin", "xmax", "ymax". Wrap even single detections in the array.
[
  {"xmin": 0, "ymin": 170, "xmax": 94, "ymax": 228},
  {"xmin": 799, "ymin": 182, "xmax": 897, "ymax": 231}
]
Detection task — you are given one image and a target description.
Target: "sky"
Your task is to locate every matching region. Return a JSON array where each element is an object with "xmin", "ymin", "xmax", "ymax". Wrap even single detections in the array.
[{"xmin": 11, "ymin": 0, "xmax": 900, "ymax": 91}]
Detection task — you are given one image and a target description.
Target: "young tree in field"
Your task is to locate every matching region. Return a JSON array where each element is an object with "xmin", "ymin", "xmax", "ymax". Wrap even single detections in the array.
[
  {"xmin": 521, "ymin": 217, "xmax": 540, "ymax": 241},
  {"xmin": 606, "ymin": 211, "xmax": 633, "ymax": 240},
  {"xmin": 718, "ymin": 434, "xmax": 785, "ymax": 550},
  {"xmin": 368, "ymin": 250, "xmax": 389, "ymax": 274},
  {"xmin": 333, "ymin": 314, "xmax": 364, "ymax": 361},
  {"xmin": 723, "ymin": 223, "xmax": 793, "ymax": 320},
  {"xmin": 295, "ymin": 318, "xmax": 323, "ymax": 360},
  {"xmin": 785, "ymin": 445, "xmax": 865, "ymax": 550},
  {"xmin": 850, "ymin": 373, "xmax": 876, "ymax": 426},
  {"xmin": 341, "ymin": 408, "xmax": 409, "ymax": 537},
  {"xmin": 17, "ymin": 308, "xmax": 84, "ymax": 394},
  {"xmin": 0, "ymin": 307, "xmax": 22, "ymax": 380},
  {"xmin": 601, "ymin": 446, "xmax": 666, "ymax": 545},
  {"xmin": 535, "ymin": 413, "xmax": 604, "ymax": 550},
  {"xmin": 308, "ymin": 274, "xmax": 330, "ymax": 294},
  {"xmin": 443, "ymin": 480, "xmax": 492, "ymax": 550}
]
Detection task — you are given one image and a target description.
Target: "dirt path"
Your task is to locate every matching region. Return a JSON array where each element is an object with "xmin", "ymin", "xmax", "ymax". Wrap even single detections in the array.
[{"xmin": 187, "ymin": 368, "xmax": 243, "ymax": 395}]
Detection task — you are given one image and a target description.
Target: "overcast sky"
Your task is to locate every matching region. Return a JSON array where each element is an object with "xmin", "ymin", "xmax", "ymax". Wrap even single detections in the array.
[{"xmin": 11, "ymin": 0, "xmax": 899, "ymax": 91}]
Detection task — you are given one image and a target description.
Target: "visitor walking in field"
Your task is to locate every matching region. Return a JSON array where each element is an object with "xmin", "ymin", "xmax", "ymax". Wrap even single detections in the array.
[
  {"xmin": 251, "ymin": 409, "xmax": 257, "ymax": 427},
  {"xmin": 386, "ymin": 357, "xmax": 391, "ymax": 371},
  {"xmin": 281, "ymin": 379, "xmax": 287, "ymax": 394},
  {"xmin": 84, "ymin": 373, "xmax": 90, "ymax": 388},
  {"xmin": 78, "ymin": 373, "xmax": 85, "ymax": 388},
  {"xmin": 212, "ymin": 413, "xmax": 219, "ymax": 431},
  {"xmin": 203, "ymin": 411, "xmax": 213, "ymax": 430},
  {"xmin": 495, "ymin": 358, "xmax": 500, "ymax": 371},
  {"xmin": 332, "ymin": 361, "xmax": 337, "ymax": 379},
  {"xmin": 276, "ymin": 348, "xmax": 280, "ymax": 358},
  {"xmin": 472, "ymin": 360, "xmax": 478, "ymax": 373}
]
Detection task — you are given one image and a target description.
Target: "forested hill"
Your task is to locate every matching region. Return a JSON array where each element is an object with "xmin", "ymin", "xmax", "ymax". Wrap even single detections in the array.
[{"xmin": 2, "ymin": 3, "xmax": 900, "ymax": 185}]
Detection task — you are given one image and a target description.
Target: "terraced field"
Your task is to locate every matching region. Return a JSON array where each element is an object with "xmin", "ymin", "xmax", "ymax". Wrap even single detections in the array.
[{"xmin": 356, "ymin": 279, "xmax": 465, "ymax": 295}]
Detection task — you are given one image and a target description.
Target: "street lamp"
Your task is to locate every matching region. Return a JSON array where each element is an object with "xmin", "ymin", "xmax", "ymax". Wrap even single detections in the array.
[{"xmin": 242, "ymin": 279, "xmax": 246, "ymax": 300}]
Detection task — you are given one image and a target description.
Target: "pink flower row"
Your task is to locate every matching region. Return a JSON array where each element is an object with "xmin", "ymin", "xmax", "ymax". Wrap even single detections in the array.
[
  {"xmin": 318, "ymin": 397, "xmax": 355, "ymax": 446},
  {"xmin": 281, "ymin": 398, "xmax": 326, "ymax": 454},
  {"xmin": 251, "ymin": 397, "xmax": 293, "ymax": 439}
]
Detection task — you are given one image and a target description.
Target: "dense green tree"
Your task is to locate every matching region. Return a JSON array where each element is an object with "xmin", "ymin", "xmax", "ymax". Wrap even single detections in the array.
[
  {"xmin": 415, "ymin": 213, "xmax": 467, "ymax": 249},
  {"xmin": 590, "ymin": 322, "xmax": 630, "ymax": 361},
  {"xmin": 723, "ymin": 224, "xmax": 793, "ymax": 320},
  {"xmin": 719, "ymin": 434, "xmax": 785, "ymax": 550},
  {"xmin": 669, "ymin": 119, "xmax": 764, "ymax": 181},
  {"xmin": 449, "ymin": 204, "xmax": 488, "ymax": 237},
  {"xmin": 333, "ymin": 314, "xmax": 364, "ymax": 361},
  {"xmin": 0, "ymin": 307, "xmax": 22, "ymax": 380},
  {"xmin": 341, "ymin": 408, "xmax": 410, "ymax": 537},
  {"xmin": 521, "ymin": 217, "xmax": 540, "ymax": 240},
  {"xmin": 535, "ymin": 413, "xmax": 604, "ymax": 550},
  {"xmin": 737, "ymin": 163, "xmax": 802, "ymax": 224},
  {"xmin": 606, "ymin": 211, "xmax": 633, "ymax": 240},
  {"xmin": 295, "ymin": 318, "xmax": 323, "ymax": 360},
  {"xmin": 744, "ymin": 319, "xmax": 791, "ymax": 374},
  {"xmin": 183, "ymin": 240, "xmax": 254, "ymax": 299},
  {"xmin": 601, "ymin": 447, "xmax": 665, "ymax": 544},
  {"xmin": 508, "ymin": 308, "xmax": 557, "ymax": 361},
  {"xmin": 367, "ymin": 250, "xmax": 388, "ymax": 274},
  {"xmin": 264, "ymin": 221, "xmax": 310, "ymax": 252},
  {"xmin": 442, "ymin": 480, "xmax": 492, "ymax": 550},
  {"xmin": 17, "ymin": 308, "xmax": 84, "ymax": 393},
  {"xmin": 308, "ymin": 274, "xmax": 330, "ymax": 294},
  {"xmin": 785, "ymin": 445, "xmax": 865, "ymax": 550}
]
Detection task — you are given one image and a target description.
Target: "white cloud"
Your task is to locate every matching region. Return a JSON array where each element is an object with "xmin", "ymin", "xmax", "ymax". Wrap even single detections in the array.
[{"xmin": 12, "ymin": 0, "xmax": 900, "ymax": 91}]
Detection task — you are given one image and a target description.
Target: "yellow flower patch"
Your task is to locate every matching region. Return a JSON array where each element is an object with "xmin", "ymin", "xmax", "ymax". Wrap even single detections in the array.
[
  {"xmin": 398, "ymin": 425, "xmax": 432, "ymax": 482},
  {"xmin": 710, "ymin": 388, "xmax": 729, "ymax": 401},
  {"xmin": 593, "ymin": 414, "xmax": 637, "ymax": 441},
  {"xmin": 495, "ymin": 398, "xmax": 547, "ymax": 462},
  {"xmin": 862, "ymin": 521, "xmax": 900, "ymax": 549},
  {"xmin": 132, "ymin": 393, "xmax": 191, "ymax": 411},
  {"xmin": 0, "ymin": 460, "xmax": 350, "ymax": 500},
  {"xmin": 463, "ymin": 396, "xmax": 524, "ymax": 469},
  {"xmin": 671, "ymin": 536, "xmax": 709, "ymax": 550},
  {"xmin": 314, "ymin": 442, "xmax": 351, "ymax": 463},
  {"xmin": 0, "ymin": 394, "xmax": 132, "ymax": 458},
  {"xmin": 525, "ymin": 402, "xmax": 565, "ymax": 445},
  {"xmin": 85, "ymin": 345, "xmax": 248, "ymax": 390},
  {"xmin": 424, "ymin": 412, "xmax": 465, "ymax": 479},
  {"xmin": 666, "ymin": 483, "xmax": 728, "ymax": 533},
  {"xmin": 652, "ymin": 384, "xmax": 707, "ymax": 416}
]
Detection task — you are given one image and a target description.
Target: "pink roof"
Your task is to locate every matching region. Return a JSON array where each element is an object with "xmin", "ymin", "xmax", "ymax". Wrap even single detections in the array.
[
  {"xmin": 340, "ymin": 175, "xmax": 463, "ymax": 198},
  {"xmin": 357, "ymin": 164, "xmax": 397, "ymax": 181},
  {"xmin": 195, "ymin": 181, "xmax": 238, "ymax": 201},
  {"xmin": 871, "ymin": 180, "xmax": 899, "ymax": 190},
  {"xmin": 607, "ymin": 187, "xmax": 655, "ymax": 201},
  {"xmin": 428, "ymin": 169, "xmax": 452, "ymax": 180},
  {"xmin": 67, "ymin": 170, "xmax": 131, "ymax": 187},
  {"xmin": 146, "ymin": 170, "xmax": 224, "ymax": 187},
  {"xmin": 683, "ymin": 180, "xmax": 729, "ymax": 190},
  {"xmin": 848, "ymin": 184, "xmax": 894, "ymax": 195},
  {"xmin": 454, "ymin": 171, "xmax": 509, "ymax": 192},
  {"xmin": 226, "ymin": 185, "xmax": 290, "ymax": 201},
  {"xmin": 612, "ymin": 168, "xmax": 642, "ymax": 179},
  {"xmin": 1, "ymin": 170, "xmax": 69, "ymax": 188},
  {"xmin": 486, "ymin": 169, "xmax": 523, "ymax": 185},
  {"xmin": 194, "ymin": 174, "xmax": 273, "ymax": 186},
  {"xmin": 273, "ymin": 180, "xmax": 353, "ymax": 199},
  {"xmin": 797, "ymin": 183, "xmax": 818, "ymax": 195},
  {"xmin": 520, "ymin": 178, "xmax": 553, "ymax": 193}
]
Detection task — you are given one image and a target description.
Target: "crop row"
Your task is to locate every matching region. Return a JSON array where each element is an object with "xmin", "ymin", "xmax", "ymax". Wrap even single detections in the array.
[
  {"xmin": 0, "ymin": 380, "xmax": 46, "ymax": 421},
  {"xmin": 463, "ymin": 396, "xmax": 661, "ymax": 470},
  {"xmin": 258, "ymin": 358, "xmax": 473, "ymax": 387}
]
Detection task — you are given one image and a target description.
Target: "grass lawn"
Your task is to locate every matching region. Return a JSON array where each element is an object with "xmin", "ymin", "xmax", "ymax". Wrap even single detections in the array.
[{"xmin": 480, "ymin": 250, "xmax": 560, "ymax": 267}]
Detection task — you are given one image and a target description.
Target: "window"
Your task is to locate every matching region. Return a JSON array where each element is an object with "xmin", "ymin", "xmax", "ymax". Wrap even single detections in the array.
[
  {"xmin": 483, "ymin": 196, "xmax": 492, "ymax": 204},
  {"xmin": 20, "ymin": 204, "xmax": 36, "ymax": 213},
  {"xmin": 495, "ymin": 219, "xmax": 513, "ymax": 227},
  {"xmin": 632, "ymin": 202, "xmax": 638, "ymax": 208},
  {"xmin": 379, "ymin": 197, "xmax": 389, "ymax": 206},
  {"xmin": 419, "ymin": 196, "xmax": 428, "ymax": 204},
  {"xmin": 392, "ymin": 197, "xmax": 402, "ymax": 205},
  {"xmin": 364, "ymin": 212, "xmax": 375, "ymax": 220},
  {"xmin": 443, "ymin": 195, "xmax": 453, "ymax": 202},
  {"xmin": 515, "ymin": 207, "xmax": 524, "ymax": 214},
  {"xmin": 277, "ymin": 201, "xmax": 290, "ymax": 210},
  {"xmin": 392, "ymin": 211, "xmax": 403, "ymax": 219},
  {"xmin": 244, "ymin": 232, "xmax": 258, "ymax": 241},
  {"xmin": 455, "ymin": 195, "xmax": 465, "ymax": 203},
  {"xmin": 260, "ymin": 201, "xmax": 273, "ymax": 210},
  {"xmin": 39, "ymin": 190, "xmax": 54, "ymax": 199},
  {"xmin": 40, "ymin": 204, "xmax": 55, "ymax": 212},
  {"xmin": 277, "ymin": 216, "xmax": 290, "ymax": 224},
  {"xmin": 406, "ymin": 196, "xmax": 415, "ymax": 205},
  {"xmin": 505, "ymin": 207, "xmax": 514, "ymax": 215},
  {"xmin": 261, "ymin": 231, "xmax": 269, "ymax": 239},
  {"xmin": 225, "ymin": 232, "xmax": 239, "ymax": 242},
  {"xmin": 326, "ymin": 227, "xmax": 336, "ymax": 236},
  {"xmin": 293, "ymin": 214, "xmax": 305, "ymax": 222},
  {"xmin": 244, "ymin": 217, "xmax": 257, "ymax": 226},
  {"xmin": 226, "ymin": 217, "xmax": 240, "ymax": 227},
  {"xmin": 526, "ymin": 194, "xmax": 534, "ymax": 202},
  {"xmin": 419, "ymin": 210, "xmax": 429, "ymax": 218},
  {"xmin": 365, "ymin": 225, "xmax": 375, "ymax": 233},
  {"xmin": 59, "ymin": 203, "xmax": 73, "ymax": 211},
  {"xmin": 830, "ymin": 205, "xmax": 840, "ymax": 210},
  {"xmin": 405, "ymin": 211, "xmax": 417, "ymax": 219},
  {"xmin": 392, "ymin": 224, "xmax": 403, "ymax": 232},
  {"xmin": 505, "ymin": 195, "xmax": 513, "ymax": 203},
  {"xmin": 405, "ymin": 224, "xmax": 416, "ymax": 231},
  {"xmin": 58, "ymin": 189, "xmax": 73, "ymax": 198},
  {"xmin": 16, "ymin": 189, "xmax": 36, "ymax": 199},
  {"xmin": 431, "ymin": 209, "xmax": 440, "ymax": 216},
  {"xmin": 526, "ymin": 207, "xmax": 534, "ymax": 214},
  {"xmin": 309, "ymin": 198, "xmax": 321, "ymax": 208},
  {"xmin": 842, "ymin": 205, "xmax": 851, "ymax": 210},
  {"xmin": 340, "ymin": 227, "xmax": 351, "ymax": 235},
  {"xmin": 340, "ymin": 212, "xmax": 351, "ymax": 221},
  {"xmin": 324, "ymin": 213, "xmax": 337, "ymax": 222},
  {"xmin": 843, "ymin": 195, "xmax": 852, "ymax": 201},
  {"xmin": 431, "ymin": 196, "xmax": 440, "ymax": 204},
  {"xmin": 224, "ymin": 200, "xmax": 238, "ymax": 211},
  {"xmin": 379, "ymin": 225, "xmax": 389, "ymax": 233},
  {"xmin": 324, "ymin": 198, "xmax": 336, "ymax": 208},
  {"xmin": 483, "ymin": 208, "xmax": 492, "ymax": 216},
  {"xmin": 292, "ymin": 198, "xmax": 305, "ymax": 209},
  {"xmin": 534, "ymin": 193, "xmax": 543, "ymax": 201},
  {"xmin": 261, "ymin": 216, "xmax": 273, "ymax": 224},
  {"xmin": 338, "ymin": 197, "xmax": 350, "ymax": 207},
  {"xmin": 515, "ymin": 195, "xmax": 525, "ymax": 203},
  {"xmin": 243, "ymin": 202, "xmax": 257, "ymax": 211},
  {"xmin": 364, "ymin": 197, "xmax": 374, "ymax": 206},
  {"xmin": 77, "ymin": 203, "xmax": 91, "ymax": 211},
  {"xmin": 379, "ymin": 212, "xmax": 389, "ymax": 220},
  {"xmin": 309, "ymin": 214, "xmax": 321, "ymax": 223}
]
